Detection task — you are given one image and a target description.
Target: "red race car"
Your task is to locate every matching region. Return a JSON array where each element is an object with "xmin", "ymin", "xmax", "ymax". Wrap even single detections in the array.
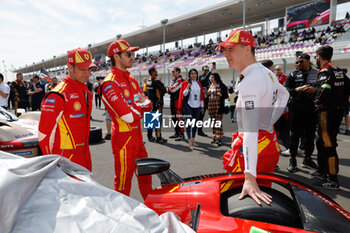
[{"xmin": 137, "ymin": 158, "xmax": 350, "ymax": 233}]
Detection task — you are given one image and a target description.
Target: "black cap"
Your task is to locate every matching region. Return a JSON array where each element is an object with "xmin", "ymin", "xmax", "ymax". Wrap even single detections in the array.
[{"xmin": 299, "ymin": 53, "xmax": 310, "ymax": 60}]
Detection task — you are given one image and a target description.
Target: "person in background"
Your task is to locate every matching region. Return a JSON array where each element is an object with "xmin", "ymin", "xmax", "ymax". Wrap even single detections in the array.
[
  {"xmin": 28, "ymin": 75, "xmax": 45, "ymax": 111},
  {"xmin": 146, "ymin": 66, "xmax": 167, "ymax": 143},
  {"xmin": 11, "ymin": 73, "xmax": 29, "ymax": 111},
  {"xmin": 284, "ymin": 53, "xmax": 319, "ymax": 173},
  {"xmin": 208, "ymin": 72, "xmax": 227, "ymax": 146},
  {"xmin": 168, "ymin": 67, "xmax": 185, "ymax": 141},
  {"xmin": 46, "ymin": 77, "xmax": 59, "ymax": 92},
  {"xmin": 38, "ymin": 48, "xmax": 96, "ymax": 171},
  {"xmin": 342, "ymin": 68, "xmax": 350, "ymax": 136},
  {"xmin": 93, "ymin": 77, "xmax": 102, "ymax": 109},
  {"xmin": 178, "ymin": 68, "xmax": 204, "ymax": 150},
  {"xmin": 198, "ymin": 63, "xmax": 215, "ymax": 136},
  {"xmin": 313, "ymin": 45, "xmax": 350, "ymax": 189},
  {"xmin": 261, "ymin": 59, "xmax": 274, "ymax": 72},
  {"xmin": 228, "ymin": 86, "xmax": 237, "ymax": 122},
  {"xmin": 0, "ymin": 73, "xmax": 10, "ymax": 109},
  {"xmin": 275, "ymin": 65, "xmax": 287, "ymax": 85}
]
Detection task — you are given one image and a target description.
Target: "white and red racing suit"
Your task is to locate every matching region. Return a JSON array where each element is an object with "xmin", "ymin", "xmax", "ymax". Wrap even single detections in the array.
[
  {"xmin": 38, "ymin": 76, "xmax": 93, "ymax": 171},
  {"xmin": 223, "ymin": 63, "xmax": 289, "ymax": 183},
  {"xmin": 99, "ymin": 67, "xmax": 152, "ymax": 200}
]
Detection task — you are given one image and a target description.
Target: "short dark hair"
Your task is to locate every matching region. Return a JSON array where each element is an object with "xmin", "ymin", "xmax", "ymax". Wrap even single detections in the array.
[
  {"xmin": 0, "ymin": 73, "xmax": 3, "ymax": 81},
  {"xmin": 148, "ymin": 66, "xmax": 156, "ymax": 76},
  {"xmin": 174, "ymin": 67, "xmax": 181, "ymax": 73},
  {"xmin": 202, "ymin": 65, "xmax": 209, "ymax": 71},
  {"xmin": 110, "ymin": 55, "xmax": 116, "ymax": 66},
  {"xmin": 16, "ymin": 73, "xmax": 22, "ymax": 77},
  {"xmin": 316, "ymin": 45, "xmax": 333, "ymax": 61},
  {"xmin": 261, "ymin": 59, "xmax": 274, "ymax": 69},
  {"xmin": 33, "ymin": 75, "xmax": 40, "ymax": 80}
]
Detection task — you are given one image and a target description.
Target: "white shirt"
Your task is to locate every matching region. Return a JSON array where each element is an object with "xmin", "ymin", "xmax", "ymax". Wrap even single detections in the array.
[
  {"xmin": 0, "ymin": 82, "xmax": 10, "ymax": 107},
  {"xmin": 236, "ymin": 62, "xmax": 289, "ymax": 177},
  {"xmin": 183, "ymin": 81, "xmax": 203, "ymax": 108}
]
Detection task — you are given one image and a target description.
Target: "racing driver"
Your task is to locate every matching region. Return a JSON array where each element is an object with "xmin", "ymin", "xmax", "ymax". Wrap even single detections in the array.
[
  {"xmin": 39, "ymin": 48, "xmax": 96, "ymax": 171},
  {"xmin": 99, "ymin": 39, "xmax": 153, "ymax": 200},
  {"xmin": 220, "ymin": 30, "xmax": 289, "ymax": 205}
]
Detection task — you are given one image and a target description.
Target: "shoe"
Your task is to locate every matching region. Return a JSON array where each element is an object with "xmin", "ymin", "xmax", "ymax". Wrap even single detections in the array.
[
  {"xmin": 311, "ymin": 171, "xmax": 327, "ymax": 180},
  {"xmin": 188, "ymin": 139, "xmax": 193, "ymax": 150},
  {"xmin": 280, "ymin": 149, "xmax": 290, "ymax": 156},
  {"xmin": 287, "ymin": 158, "xmax": 297, "ymax": 173},
  {"xmin": 148, "ymin": 136, "xmax": 156, "ymax": 142},
  {"xmin": 217, "ymin": 139, "xmax": 222, "ymax": 147},
  {"xmin": 192, "ymin": 141, "xmax": 199, "ymax": 147},
  {"xmin": 169, "ymin": 134, "xmax": 179, "ymax": 139},
  {"xmin": 156, "ymin": 137, "xmax": 167, "ymax": 144},
  {"xmin": 175, "ymin": 134, "xmax": 185, "ymax": 141},
  {"xmin": 198, "ymin": 131, "xmax": 208, "ymax": 137},
  {"xmin": 231, "ymin": 118, "xmax": 234, "ymax": 122},
  {"xmin": 345, "ymin": 129, "xmax": 350, "ymax": 135},
  {"xmin": 104, "ymin": 134, "xmax": 111, "ymax": 140},
  {"xmin": 315, "ymin": 179, "xmax": 340, "ymax": 190},
  {"xmin": 210, "ymin": 139, "xmax": 217, "ymax": 144},
  {"xmin": 301, "ymin": 157, "xmax": 319, "ymax": 170}
]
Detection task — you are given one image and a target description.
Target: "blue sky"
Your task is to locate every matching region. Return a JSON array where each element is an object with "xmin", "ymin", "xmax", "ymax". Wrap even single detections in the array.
[
  {"xmin": 1, "ymin": 0, "xmax": 350, "ymax": 81},
  {"xmin": 0, "ymin": 0, "xmax": 226, "ymax": 80}
]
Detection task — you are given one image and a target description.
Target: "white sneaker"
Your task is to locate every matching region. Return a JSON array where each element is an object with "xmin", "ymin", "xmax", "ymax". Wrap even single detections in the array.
[{"xmin": 280, "ymin": 149, "xmax": 290, "ymax": 156}]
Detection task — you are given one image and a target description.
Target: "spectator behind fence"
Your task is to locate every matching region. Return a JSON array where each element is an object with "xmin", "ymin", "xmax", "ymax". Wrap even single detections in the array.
[
  {"xmin": 178, "ymin": 68, "xmax": 204, "ymax": 150},
  {"xmin": 207, "ymin": 72, "xmax": 227, "ymax": 147}
]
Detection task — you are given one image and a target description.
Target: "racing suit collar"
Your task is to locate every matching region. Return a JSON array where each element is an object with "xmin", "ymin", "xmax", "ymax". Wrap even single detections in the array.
[
  {"xmin": 111, "ymin": 67, "xmax": 130, "ymax": 79},
  {"xmin": 65, "ymin": 76, "xmax": 90, "ymax": 93},
  {"xmin": 240, "ymin": 62, "xmax": 261, "ymax": 77},
  {"xmin": 321, "ymin": 61, "xmax": 334, "ymax": 70}
]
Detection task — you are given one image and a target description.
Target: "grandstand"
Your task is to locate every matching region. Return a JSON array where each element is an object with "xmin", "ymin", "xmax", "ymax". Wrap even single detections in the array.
[{"xmin": 15, "ymin": 0, "xmax": 350, "ymax": 86}]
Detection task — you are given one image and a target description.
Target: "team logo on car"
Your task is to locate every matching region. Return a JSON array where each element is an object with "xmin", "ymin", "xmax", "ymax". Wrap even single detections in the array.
[
  {"xmin": 131, "ymin": 82, "xmax": 137, "ymax": 90},
  {"xmin": 74, "ymin": 101, "xmax": 81, "ymax": 111},
  {"xmin": 124, "ymin": 89, "xmax": 130, "ymax": 97},
  {"xmin": 143, "ymin": 110, "xmax": 161, "ymax": 129}
]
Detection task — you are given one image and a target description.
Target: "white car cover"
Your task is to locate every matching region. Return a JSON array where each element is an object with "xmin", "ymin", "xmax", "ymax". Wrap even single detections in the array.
[{"xmin": 0, "ymin": 152, "xmax": 194, "ymax": 233}]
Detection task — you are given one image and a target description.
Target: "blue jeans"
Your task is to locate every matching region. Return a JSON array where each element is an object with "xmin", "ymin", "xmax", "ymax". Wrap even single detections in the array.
[{"xmin": 183, "ymin": 103, "xmax": 201, "ymax": 139}]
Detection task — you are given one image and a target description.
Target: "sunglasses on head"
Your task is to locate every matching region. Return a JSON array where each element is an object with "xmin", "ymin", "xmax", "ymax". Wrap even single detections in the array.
[{"xmin": 295, "ymin": 60, "xmax": 304, "ymax": 64}]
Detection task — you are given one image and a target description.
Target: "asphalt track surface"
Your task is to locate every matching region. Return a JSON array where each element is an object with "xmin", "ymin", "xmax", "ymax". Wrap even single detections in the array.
[{"xmin": 89, "ymin": 107, "xmax": 350, "ymax": 212}]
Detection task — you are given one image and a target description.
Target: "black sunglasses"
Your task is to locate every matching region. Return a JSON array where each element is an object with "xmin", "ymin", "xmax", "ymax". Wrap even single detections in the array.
[
  {"xmin": 118, "ymin": 52, "xmax": 133, "ymax": 57},
  {"xmin": 295, "ymin": 60, "xmax": 304, "ymax": 64}
]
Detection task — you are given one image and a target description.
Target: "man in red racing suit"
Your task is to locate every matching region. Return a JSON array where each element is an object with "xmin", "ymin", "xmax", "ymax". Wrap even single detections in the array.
[
  {"xmin": 39, "ymin": 48, "xmax": 95, "ymax": 171},
  {"xmin": 99, "ymin": 39, "xmax": 152, "ymax": 200}
]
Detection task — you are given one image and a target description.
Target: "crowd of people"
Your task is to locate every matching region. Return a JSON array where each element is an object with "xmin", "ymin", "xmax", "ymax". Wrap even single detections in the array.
[{"xmin": 1, "ymin": 27, "xmax": 349, "ymax": 206}]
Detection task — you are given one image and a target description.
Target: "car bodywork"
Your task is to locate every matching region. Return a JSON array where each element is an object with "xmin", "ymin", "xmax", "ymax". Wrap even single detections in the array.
[
  {"xmin": 0, "ymin": 108, "xmax": 40, "ymax": 157},
  {"xmin": 137, "ymin": 158, "xmax": 350, "ymax": 233}
]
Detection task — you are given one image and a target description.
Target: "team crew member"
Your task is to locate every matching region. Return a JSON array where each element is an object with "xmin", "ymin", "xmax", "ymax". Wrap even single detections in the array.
[
  {"xmin": 275, "ymin": 65, "xmax": 287, "ymax": 85},
  {"xmin": 284, "ymin": 53, "xmax": 318, "ymax": 173},
  {"xmin": 313, "ymin": 45, "xmax": 350, "ymax": 189},
  {"xmin": 220, "ymin": 30, "xmax": 289, "ymax": 205},
  {"xmin": 146, "ymin": 66, "xmax": 167, "ymax": 143},
  {"xmin": 168, "ymin": 67, "xmax": 184, "ymax": 141},
  {"xmin": 38, "ymin": 48, "xmax": 96, "ymax": 171},
  {"xmin": 99, "ymin": 39, "xmax": 153, "ymax": 200}
]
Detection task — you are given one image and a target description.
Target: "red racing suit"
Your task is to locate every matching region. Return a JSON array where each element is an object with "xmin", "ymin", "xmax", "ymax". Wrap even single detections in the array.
[
  {"xmin": 38, "ymin": 76, "xmax": 92, "ymax": 171},
  {"xmin": 99, "ymin": 67, "xmax": 152, "ymax": 200}
]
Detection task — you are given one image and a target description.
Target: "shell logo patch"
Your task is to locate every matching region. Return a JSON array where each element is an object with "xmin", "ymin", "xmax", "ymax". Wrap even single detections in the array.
[
  {"xmin": 131, "ymin": 82, "xmax": 137, "ymax": 89},
  {"xmin": 124, "ymin": 89, "xmax": 130, "ymax": 97},
  {"xmin": 74, "ymin": 101, "xmax": 81, "ymax": 111}
]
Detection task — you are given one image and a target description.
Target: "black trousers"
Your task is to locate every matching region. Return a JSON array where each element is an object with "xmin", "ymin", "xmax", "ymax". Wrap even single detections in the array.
[
  {"xmin": 170, "ymin": 99, "xmax": 183, "ymax": 136},
  {"xmin": 316, "ymin": 108, "xmax": 344, "ymax": 179},
  {"xmin": 288, "ymin": 104, "xmax": 316, "ymax": 159},
  {"xmin": 198, "ymin": 97, "xmax": 208, "ymax": 133},
  {"xmin": 95, "ymin": 94, "xmax": 101, "ymax": 108},
  {"xmin": 147, "ymin": 102, "xmax": 163, "ymax": 139},
  {"xmin": 274, "ymin": 114, "xmax": 289, "ymax": 149}
]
